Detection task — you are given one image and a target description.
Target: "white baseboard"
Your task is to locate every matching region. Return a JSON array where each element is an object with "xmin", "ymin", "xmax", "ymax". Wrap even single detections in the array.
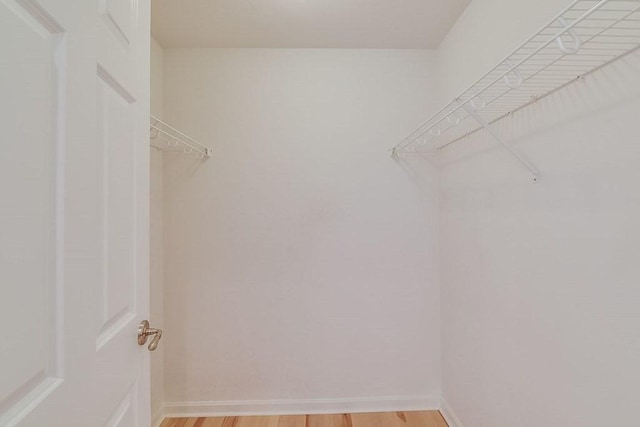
[
  {"xmin": 439, "ymin": 398, "xmax": 463, "ymax": 427},
  {"xmin": 162, "ymin": 395, "xmax": 441, "ymax": 419},
  {"xmin": 152, "ymin": 407, "xmax": 166, "ymax": 427}
]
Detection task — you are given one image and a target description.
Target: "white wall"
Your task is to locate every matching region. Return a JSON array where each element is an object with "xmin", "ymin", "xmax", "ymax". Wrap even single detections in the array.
[
  {"xmin": 161, "ymin": 49, "xmax": 442, "ymax": 414},
  {"xmin": 437, "ymin": 1, "xmax": 640, "ymax": 426},
  {"xmin": 150, "ymin": 36, "xmax": 165, "ymax": 425}
]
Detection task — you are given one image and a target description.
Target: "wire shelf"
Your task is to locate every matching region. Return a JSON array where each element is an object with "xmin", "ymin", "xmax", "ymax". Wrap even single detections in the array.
[
  {"xmin": 392, "ymin": 0, "xmax": 640, "ymax": 179},
  {"xmin": 150, "ymin": 115, "xmax": 213, "ymax": 159}
]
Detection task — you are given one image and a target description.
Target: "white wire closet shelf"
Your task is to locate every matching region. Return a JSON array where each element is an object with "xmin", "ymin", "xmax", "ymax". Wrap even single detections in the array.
[
  {"xmin": 392, "ymin": 0, "xmax": 640, "ymax": 182},
  {"xmin": 150, "ymin": 115, "xmax": 213, "ymax": 159}
]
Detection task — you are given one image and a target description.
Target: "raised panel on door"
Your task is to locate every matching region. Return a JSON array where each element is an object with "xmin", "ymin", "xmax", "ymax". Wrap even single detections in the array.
[
  {"xmin": 104, "ymin": 387, "xmax": 137, "ymax": 427},
  {"xmin": 0, "ymin": 1, "xmax": 65, "ymax": 424},
  {"xmin": 99, "ymin": 0, "xmax": 133, "ymax": 48},
  {"xmin": 95, "ymin": 65, "xmax": 138, "ymax": 351}
]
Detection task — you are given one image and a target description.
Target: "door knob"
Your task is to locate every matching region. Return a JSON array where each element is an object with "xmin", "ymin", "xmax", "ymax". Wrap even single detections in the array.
[{"xmin": 137, "ymin": 320, "xmax": 163, "ymax": 351}]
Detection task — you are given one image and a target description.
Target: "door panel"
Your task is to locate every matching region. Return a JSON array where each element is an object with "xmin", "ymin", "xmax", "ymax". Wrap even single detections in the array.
[
  {"xmin": 105, "ymin": 387, "xmax": 137, "ymax": 427},
  {"xmin": 99, "ymin": 0, "xmax": 133, "ymax": 48},
  {"xmin": 0, "ymin": 0, "xmax": 150, "ymax": 425},
  {"xmin": 96, "ymin": 66, "xmax": 137, "ymax": 350},
  {"xmin": 0, "ymin": 1, "xmax": 65, "ymax": 423}
]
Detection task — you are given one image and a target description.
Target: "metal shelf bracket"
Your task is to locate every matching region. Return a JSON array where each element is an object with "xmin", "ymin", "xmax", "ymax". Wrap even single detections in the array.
[{"xmin": 460, "ymin": 103, "xmax": 540, "ymax": 183}]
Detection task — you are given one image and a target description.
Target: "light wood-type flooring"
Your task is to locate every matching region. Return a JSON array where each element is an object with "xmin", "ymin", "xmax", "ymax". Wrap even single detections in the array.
[{"xmin": 160, "ymin": 411, "xmax": 448, "ymax": 427}]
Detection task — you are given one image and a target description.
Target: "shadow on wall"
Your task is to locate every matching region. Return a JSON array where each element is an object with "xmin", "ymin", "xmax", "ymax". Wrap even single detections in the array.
[
  {"xmin": 393, "ymin": 154, "xmax": 440, "ymax": 202},
  {"xmin": 437, "ymin": 50, "xmax": 640, "ymax": 180}
]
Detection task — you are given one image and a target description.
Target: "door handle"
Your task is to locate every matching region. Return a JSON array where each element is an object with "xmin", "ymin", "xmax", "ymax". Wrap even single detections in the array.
[{"xmin": 137, "ymin": 320, "xmax": 163, "ymax": 351}]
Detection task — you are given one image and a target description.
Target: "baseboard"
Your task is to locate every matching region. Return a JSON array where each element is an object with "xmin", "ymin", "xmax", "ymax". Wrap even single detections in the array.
[
  {"xmin": 162, "ymin": 395, "xmax": 441, "ymax": 418},
  {"xmin": 439, "ymin": 398, "xmax": 463, "ymax": 427},
  {"xmin": 152, "ymin": 407, "xmax": 166, "ymax": 427}
]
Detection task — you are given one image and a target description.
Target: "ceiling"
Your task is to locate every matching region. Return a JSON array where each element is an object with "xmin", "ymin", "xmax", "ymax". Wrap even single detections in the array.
[{"xmin": 151, "ymin": 0, "xmax": 472, "ymax": 49}]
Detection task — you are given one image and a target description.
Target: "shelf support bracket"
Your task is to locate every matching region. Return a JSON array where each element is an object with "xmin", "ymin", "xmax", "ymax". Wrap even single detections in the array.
[{"xmin": 461, "ymin": 103, "xmax": 540, "ymax": 183}]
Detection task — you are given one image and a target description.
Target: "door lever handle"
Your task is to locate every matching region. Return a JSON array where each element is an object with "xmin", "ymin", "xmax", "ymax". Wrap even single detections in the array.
[{"xmin": 137, "ymin": 320, "xmax": 163, "ymax": 351}]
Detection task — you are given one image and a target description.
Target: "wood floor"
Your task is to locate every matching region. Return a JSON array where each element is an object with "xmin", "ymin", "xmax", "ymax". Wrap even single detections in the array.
[{"xmin": 160, "ymin": 411, "xmax": 448, "ymax": 427}]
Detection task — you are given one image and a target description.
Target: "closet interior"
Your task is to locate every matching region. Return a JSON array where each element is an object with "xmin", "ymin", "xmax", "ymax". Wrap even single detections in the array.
[{"xmin": 149, "ymin": 0, "xmax": 640, "ymax": 426}]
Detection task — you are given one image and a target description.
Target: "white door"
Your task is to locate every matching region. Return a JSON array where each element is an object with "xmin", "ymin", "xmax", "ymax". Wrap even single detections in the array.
[{"xmin": 0, "ymin": 0, "xmax": 151, "ymax": 426}]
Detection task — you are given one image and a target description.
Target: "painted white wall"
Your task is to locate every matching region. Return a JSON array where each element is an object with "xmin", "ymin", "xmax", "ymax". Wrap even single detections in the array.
[
  {"xmin": 150, "ymin": 36, "xmax": 165, "ymax": 425},
  {"xmin": 153, "ymin": 3, "xmax": 640, "ymax": 422},
  {"xmin": 437, "ymin": 1, "xmax": 640, "ymax": 425},
  {"xmin": 161, "ymin": 49, "xmax": 442, "ymax": 414}
]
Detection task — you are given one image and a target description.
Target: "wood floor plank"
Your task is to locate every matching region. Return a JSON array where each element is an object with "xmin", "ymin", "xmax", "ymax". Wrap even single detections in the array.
[
  {"xmin": 351, "ymin": 411, "xmax": 402, "ymax": 427},
  {"xmin": 222, "ymin": 417, "xmax": 239, "ymax": 427},
  {"xmin": 199, "ymin": 416, "xmax": 227, "ymax": 427},
  {"xmin": 162, "ymin": 411, "xmax": 447, "ymax": 427},
  {"xmin": 305, "ymin": 413, "xmax": 353, "ymax": 427},
  {"xmin": 277, "ymin": 415, "xmax": 306, "ymax": 427},
  {"xmin": 235, "ymin": 415, "xmax": 280, "ymax": 427},
  {"xmin": 404, "ymin": 411, "xmax": 449, "ymax": 427}
]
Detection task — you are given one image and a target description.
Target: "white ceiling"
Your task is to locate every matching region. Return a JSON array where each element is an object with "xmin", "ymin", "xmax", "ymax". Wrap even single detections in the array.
[{"xmin": 152, "ymin": 0, "xmax": 472, "ymax": 49}]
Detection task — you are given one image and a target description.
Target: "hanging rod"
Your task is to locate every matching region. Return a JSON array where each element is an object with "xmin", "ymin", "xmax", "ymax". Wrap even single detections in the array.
[
  {"xmin": 150, "ymin": 115, "xmax": 213, "ymax": 159},
  {"xmin": 391, "ymin": 0, "xmax": 640, "ymax": 182}
]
